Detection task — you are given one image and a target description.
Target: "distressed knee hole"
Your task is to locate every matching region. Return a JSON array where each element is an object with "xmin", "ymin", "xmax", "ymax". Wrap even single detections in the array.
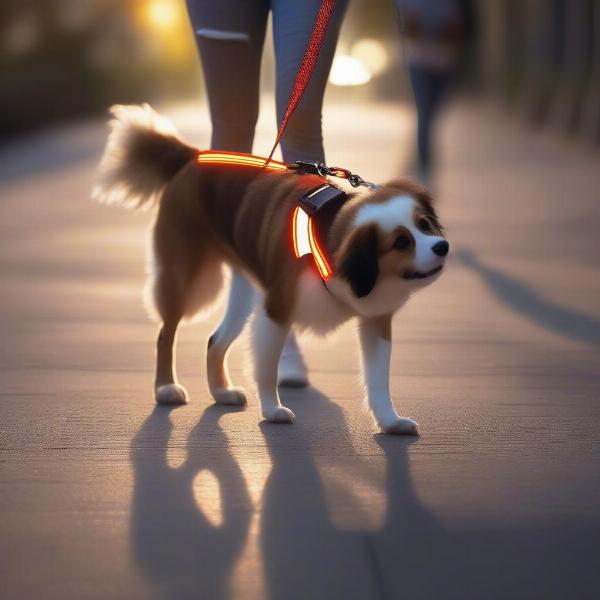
[{"xmin": 196, "ymin": 28, "xmax": 250, "ymax": 42}]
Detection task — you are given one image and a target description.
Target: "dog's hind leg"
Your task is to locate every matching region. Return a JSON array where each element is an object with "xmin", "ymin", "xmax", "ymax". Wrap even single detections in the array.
[
  {"xmin": 155, "ymin": 307, "xmax": 187, "ymax": 405},
  {"xmin": 152, "ymin": 243, "xmax": 194, "ymax": 406},
  {"xmin": 252, "ymin": 306, "xmax": 295, "ymax": 423},
  {"xmin": 207, "ymin": 269, "xmax": 255, "ymax": 406}
]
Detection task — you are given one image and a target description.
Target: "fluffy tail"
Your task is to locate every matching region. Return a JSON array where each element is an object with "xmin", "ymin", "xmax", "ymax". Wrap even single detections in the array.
[{"xmin": 92, "ymin": 104, "xmax": 197, "ymax": 209}]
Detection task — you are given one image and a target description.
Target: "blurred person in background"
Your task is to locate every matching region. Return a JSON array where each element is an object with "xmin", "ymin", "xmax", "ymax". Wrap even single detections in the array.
[
  {"xmin": 396, "ymin": 0, "xmax": 474, "ymax": 186},
  {"xmin": 185, "ymin": 0, "xmax": 348, "ymax": 386}
]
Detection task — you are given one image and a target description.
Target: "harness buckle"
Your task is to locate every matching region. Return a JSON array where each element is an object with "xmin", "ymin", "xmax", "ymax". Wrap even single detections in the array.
[{"xmin": 298, "ymin": 184, "xmax": 347, "ymax": 217}]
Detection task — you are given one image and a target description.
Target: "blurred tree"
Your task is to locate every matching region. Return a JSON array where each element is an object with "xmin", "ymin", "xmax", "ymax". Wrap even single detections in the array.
[{"xmin": 0, "ymin": 0, "xmax": 202, "ymax": 138}]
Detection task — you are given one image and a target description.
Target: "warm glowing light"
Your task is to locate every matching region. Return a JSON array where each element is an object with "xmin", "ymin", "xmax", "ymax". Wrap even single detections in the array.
[
  {"xmin": 134, "ymin": 1, "xmax": 193, "ymax": 63},
  {"xmin": 351, "ymin": 38, "xmax": 388, "ymax": 76},
  {"xmin": 197, "ymin": 151, "xmax": 288, "ymax": 170},
  {"xmin": 146, "ymin": 0, "xmax": 179, "ymax": 30},
  {"xmin": 192, "ymin": 470, "xmax": 223, "ymax": 527},
  {"xmin": 329, "ymin": 55, "xmax": 371, "ymax": 87}
]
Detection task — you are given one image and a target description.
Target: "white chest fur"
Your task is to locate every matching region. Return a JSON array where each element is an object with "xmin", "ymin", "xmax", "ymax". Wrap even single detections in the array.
[
  {"xmin": 326, "ymin": 275, "xmax": 413, "ymax": 319},
  {"xmin": 293, "ymin": 269, "xmax": 353, "ymax": 334}
]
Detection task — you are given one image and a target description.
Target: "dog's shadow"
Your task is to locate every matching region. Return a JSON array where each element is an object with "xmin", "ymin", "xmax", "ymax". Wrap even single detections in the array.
[
  {"xmin": 259, "ymin": 387, "xmax": 443, "ymax": 599},
  {"xmin": 131, "ymin": 391, "xmax": 599, "ymax": 600},
  {"xmin": 260, "ymin": 388, "xmax": 600, "ymax": 600},
  {"xmin": 130, "ymin": 404, "xmax": 252, "ymax": 600}
]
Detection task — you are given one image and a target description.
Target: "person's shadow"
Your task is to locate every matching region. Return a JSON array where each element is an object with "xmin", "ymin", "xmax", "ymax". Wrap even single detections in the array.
[
  {"xmin": 456, "ymin": 247, "xmax": 600, "ymax": 347},
  {"xmin": 130, "ymin": 405, "xmax": 252, "ymax": 600}
]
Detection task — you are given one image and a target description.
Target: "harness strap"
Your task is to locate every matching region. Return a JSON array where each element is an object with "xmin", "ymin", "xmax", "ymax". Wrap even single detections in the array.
[
  {"xmin": 197, "ymin": 150, "xmax": 288, "ymax": 170},
  {"xmin": 292, "ymin": 184, "xmax": 347, "ymax": 280},
  {"xmin": 196, "ymin": 151, "xmax": 373, "ymax": 188}
]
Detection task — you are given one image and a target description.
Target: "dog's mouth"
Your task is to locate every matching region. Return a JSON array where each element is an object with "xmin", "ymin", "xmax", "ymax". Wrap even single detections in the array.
[{"xmin": 401, "ymin": 265, "xmax": 443, "ymax": 280}]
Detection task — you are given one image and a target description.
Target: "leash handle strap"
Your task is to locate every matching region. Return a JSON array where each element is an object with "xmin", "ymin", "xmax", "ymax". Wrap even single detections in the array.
[{"xmin": 265, "ymin": 0, "xmax": 337, "ymax": 165}]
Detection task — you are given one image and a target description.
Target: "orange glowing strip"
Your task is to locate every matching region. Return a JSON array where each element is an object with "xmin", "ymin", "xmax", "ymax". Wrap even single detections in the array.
[
  {"xmin": 292, "ymin": 206, "xmax": 300, "ymax": 258},
  {"xmin": 308, "ymin": 216, "xmax": 333, "ymax": 280},
  {"xmin": 197, "ymin": 150, "xmax": 288, "ymax": 170}
]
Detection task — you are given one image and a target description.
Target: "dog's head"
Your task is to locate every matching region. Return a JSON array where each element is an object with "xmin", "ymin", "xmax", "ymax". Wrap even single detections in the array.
[{"xmin": 329, "ymin": 179, "xmax": 448, "ymax": 315}]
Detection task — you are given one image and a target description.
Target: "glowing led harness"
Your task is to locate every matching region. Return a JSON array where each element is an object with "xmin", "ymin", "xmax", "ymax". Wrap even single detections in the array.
[{"xmin": 196, "ymin": 151, "xmax": 373, "ymax": 281}]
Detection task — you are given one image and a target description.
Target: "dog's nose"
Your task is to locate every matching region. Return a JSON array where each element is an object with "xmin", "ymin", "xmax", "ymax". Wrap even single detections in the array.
[{"xmin": 432, "ymin": 240, "xmax": 449, "ymax": 256}]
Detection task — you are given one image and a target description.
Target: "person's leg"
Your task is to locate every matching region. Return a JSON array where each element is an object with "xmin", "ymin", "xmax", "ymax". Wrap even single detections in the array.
[
  {"xmin": 409, "ymin": 65, "xmax": 451, "ymax": 185},
  {"xmin": 271, "ymin": 0, "xmax": 349, "ymax": 163},
  {"xmin": 185, "ymin": 0, "xmax": 270, "ymax": 152},
  {"xmin": 409, "ymin": 65, "xmax": 434, "ymax": 183},
  {"xmin": 271, "ymin": 0, "xmax": 348, "ymax": 385},
  {"xmin": 186, "ymin": 1, "xmax": 306, "ymax": 387}
]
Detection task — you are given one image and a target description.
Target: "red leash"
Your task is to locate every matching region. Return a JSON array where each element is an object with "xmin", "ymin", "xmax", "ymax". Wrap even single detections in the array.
[{"xmin": 265, "ymin": 0, "xmax": 337, "ymax": 165}]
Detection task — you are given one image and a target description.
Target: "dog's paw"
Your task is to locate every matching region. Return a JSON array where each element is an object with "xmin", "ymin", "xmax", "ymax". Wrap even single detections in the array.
[
  {"xmin": 380, "ymin": 417, "xmax": 419, "ymax": 436},
  {"xmin": 263, "ymin": 406, "xmax": 296, "ymax": 424},
  {"xmin": 212, "ymin": 386, "xmax": 247, "ymax": 406},
  {"xmin": 155, "ymin": 383, "xmax": 188, "ymax": 406}
]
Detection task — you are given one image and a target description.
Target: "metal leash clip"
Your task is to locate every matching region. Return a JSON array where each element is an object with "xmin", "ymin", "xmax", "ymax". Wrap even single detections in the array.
[
  {"xmin": 291, "ymin": 161, "xmax": 330, "ymax": 177},
  {"xmin": 291, "ymin": 161, "xmax": 377, "ymax": 189}
]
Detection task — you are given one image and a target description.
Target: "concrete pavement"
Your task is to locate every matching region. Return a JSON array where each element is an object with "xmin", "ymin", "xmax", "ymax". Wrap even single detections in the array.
[{"xmin": 1, "ymin": 99, "xmax": 599, "ymax": 599}]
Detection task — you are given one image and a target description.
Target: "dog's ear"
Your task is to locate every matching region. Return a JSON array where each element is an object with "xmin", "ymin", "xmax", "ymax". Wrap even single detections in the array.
[{"xmin": 337, "ymin": 224, "xmax": 380, "ymax": 298}]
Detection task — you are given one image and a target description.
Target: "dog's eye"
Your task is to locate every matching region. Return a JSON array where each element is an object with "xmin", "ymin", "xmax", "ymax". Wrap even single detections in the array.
[
  {"xmin": 418, "ymin": 217, "xmax": 433, "ymax": 233},
  {"xmin": 393, "ymin": 234, "xmax": 411, "ymax": 251}
]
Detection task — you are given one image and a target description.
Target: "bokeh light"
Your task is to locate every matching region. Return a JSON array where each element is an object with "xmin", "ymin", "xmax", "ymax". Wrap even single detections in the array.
[
  {"xmin": 145, "ymin": 0, "xmax": 180, "ymax": 31},
  {"xmin": 329, "ymin": 55, "xmax": 372, "ymax": 86},
  {"xmin": 351, "ymin": 38, "xmax": 388, "ymax": 76}
]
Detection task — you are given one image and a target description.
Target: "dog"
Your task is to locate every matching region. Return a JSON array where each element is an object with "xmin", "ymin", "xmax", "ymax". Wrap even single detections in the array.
[{"xmin": 93, "ymin": 105, "xmax": 448, "ymax": 434}]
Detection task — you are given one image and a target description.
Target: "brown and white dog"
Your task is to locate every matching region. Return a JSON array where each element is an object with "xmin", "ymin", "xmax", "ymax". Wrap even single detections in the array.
[{"xmin": 93, "ymin": 105, "xmax": 448, "ymax": 434}]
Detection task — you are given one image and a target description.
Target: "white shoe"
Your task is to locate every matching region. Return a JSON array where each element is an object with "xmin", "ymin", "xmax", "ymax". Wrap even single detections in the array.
[{"xmin": 278, "ymin": 333, "xmax": 309, "ymax": 387}]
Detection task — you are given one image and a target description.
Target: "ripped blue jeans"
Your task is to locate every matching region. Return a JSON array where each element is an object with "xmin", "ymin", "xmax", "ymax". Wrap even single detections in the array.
[{"xmin": 186, "ymin": 0, "xmax": 348, "ymax": 163}]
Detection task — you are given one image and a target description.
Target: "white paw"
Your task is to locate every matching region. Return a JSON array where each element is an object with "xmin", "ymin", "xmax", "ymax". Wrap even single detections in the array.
[
  {"xmin": 155, "ymin": 383, "xmax": 188, "ymax": 406},
  {"xmin": 278, "ymin": 352, "xmax": 309, "ymax": 388},
  {"xmin": 263, "ymin": 406, "xmax": 296, "ymax": 424},
  {"xmin": 211, "ymin": 386, "xmax": 247, "ymax": 406},
  {"xmin": 380, "ymin": 417, "xmax": 419, "ymax": 436}
]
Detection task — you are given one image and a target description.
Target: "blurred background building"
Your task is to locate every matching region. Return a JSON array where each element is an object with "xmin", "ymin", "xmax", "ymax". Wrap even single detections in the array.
[
  {"xmin": 1, "ymin": 0, "xmax": 599, "ymax": 144},
  {"xmin": 477, "ymin": 1, "xmax": 600, "ymax": 142}
]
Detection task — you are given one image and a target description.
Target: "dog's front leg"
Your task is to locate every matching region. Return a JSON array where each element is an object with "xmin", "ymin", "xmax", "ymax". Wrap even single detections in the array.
[
  {"xmin": 252, "ymin": 306, "xmax": 295, "ymax": 424},
  {"xmin": 359, "ymin": 316, "xmax": 418, "ymax": 435}
]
